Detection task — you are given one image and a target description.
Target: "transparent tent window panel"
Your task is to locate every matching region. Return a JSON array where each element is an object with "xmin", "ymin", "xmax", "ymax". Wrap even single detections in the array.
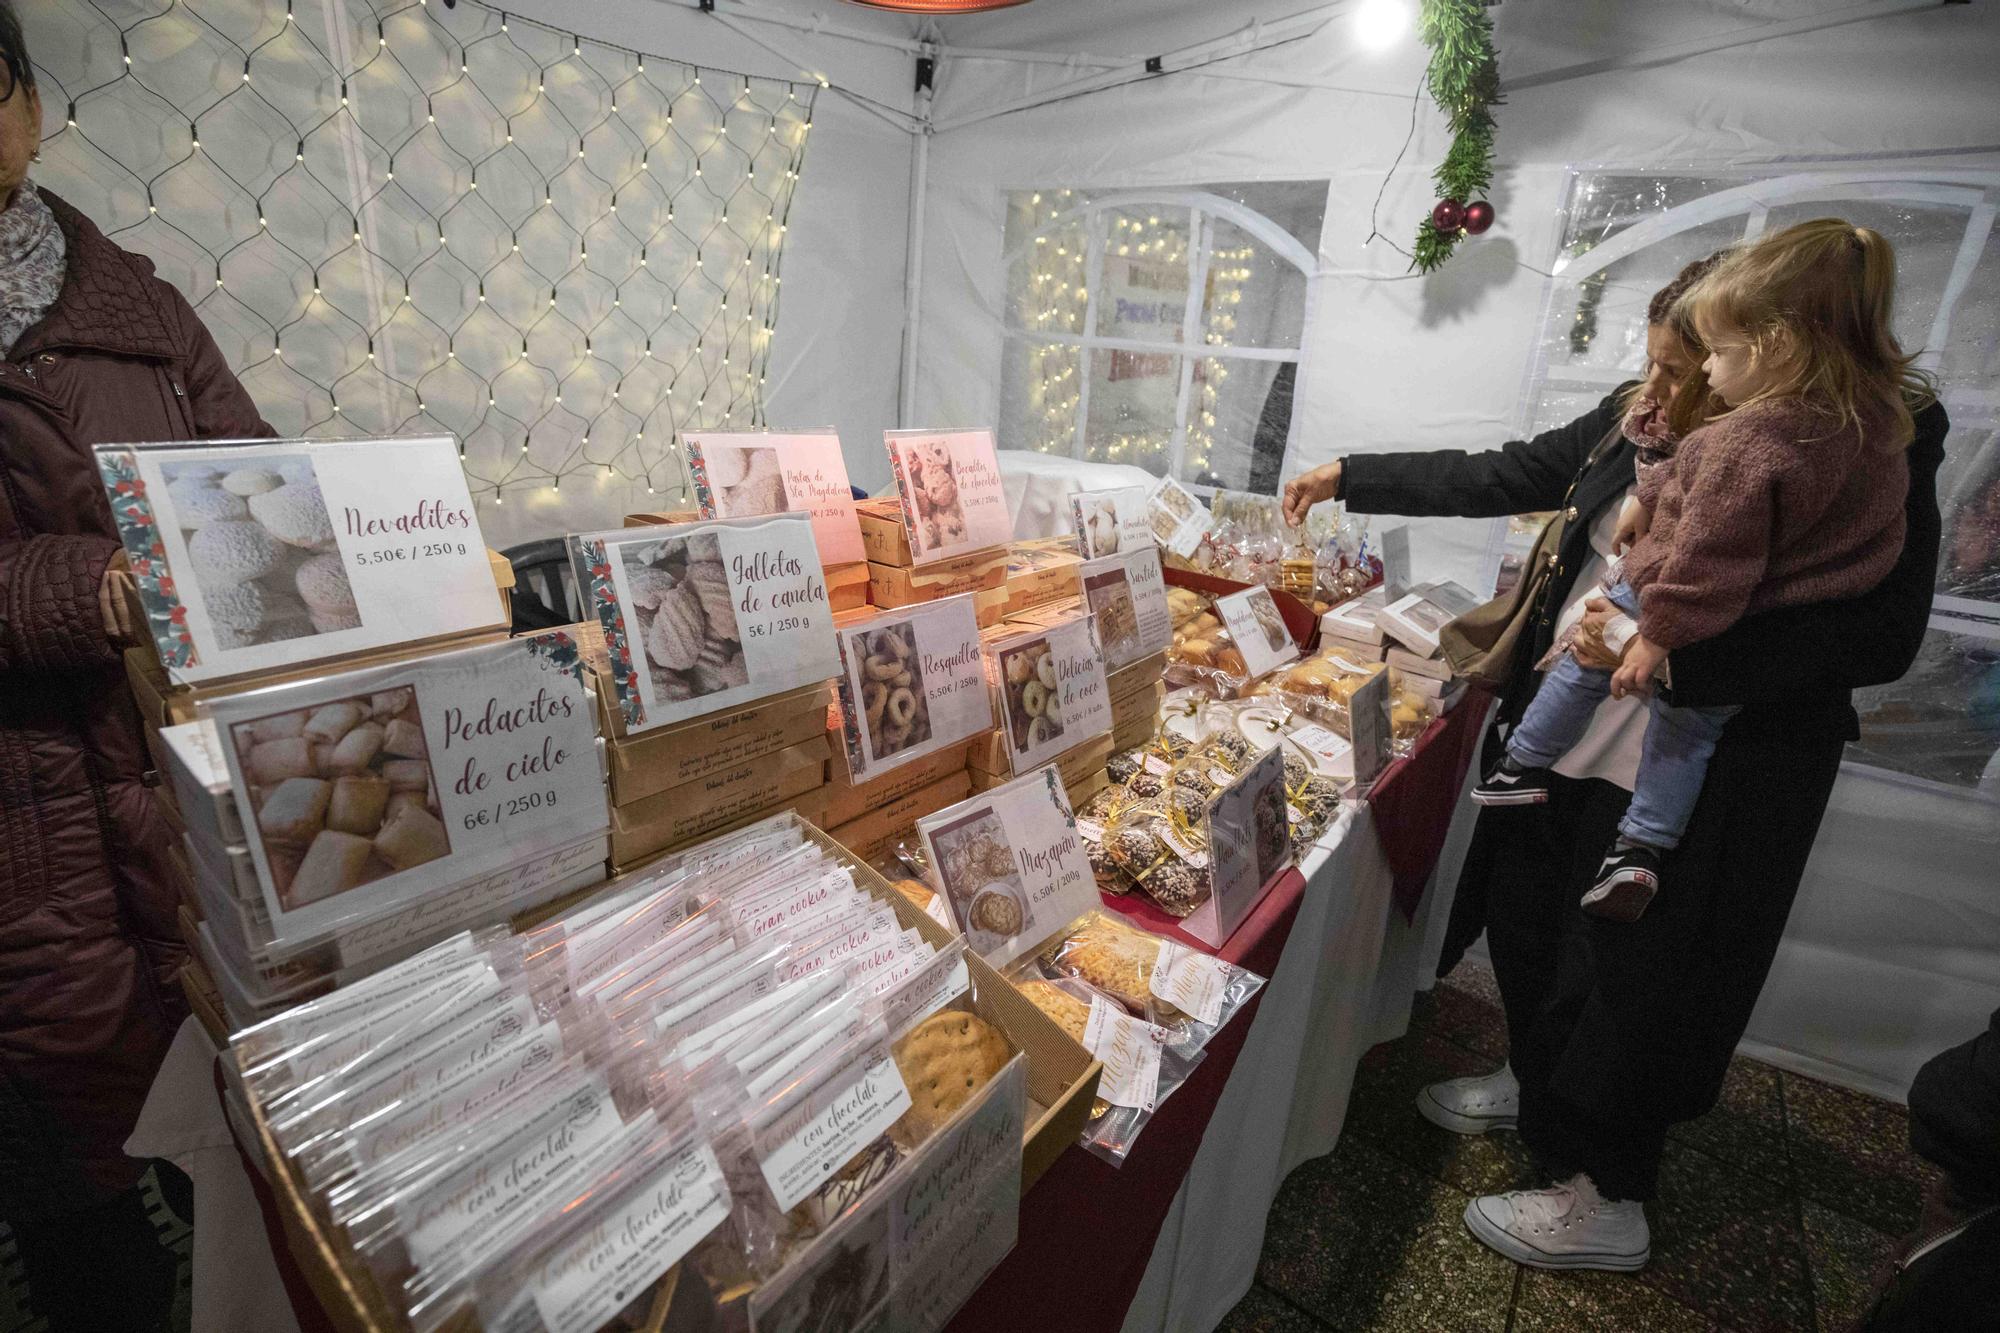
[
  {"xmin": 1850, "ymin": 625, "xmax": 2000, "ymax": 793},
  {"xmin": 998, "ymin": 182, "xmax": 1326, "ymax": 493},
  {"xmin": 1188, "ymin": 356, "xmax": 1296, "ymax": 494},
  {"xmin": 1082, "ymin": 347, "xmax": 1181, "ymax": 474},
  {"xmin": 1201, "ymin": 219, "xmax": 1306, "ymax": 351}
]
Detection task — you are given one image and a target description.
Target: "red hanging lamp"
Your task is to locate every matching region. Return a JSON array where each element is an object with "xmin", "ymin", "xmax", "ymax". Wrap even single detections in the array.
[{"xmin": 844, "ymin": 0, "xmax": 1032, "ymax": 11}]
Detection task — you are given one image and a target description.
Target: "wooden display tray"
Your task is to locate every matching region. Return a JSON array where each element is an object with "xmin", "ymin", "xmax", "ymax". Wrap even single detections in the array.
[
  {"xmin": 623, "ymin": 510, "xmax": 869, "ymax": 611},
  {"xmin": 223, "ymin": 817, "xmax": 1100, "ymax": 1333}
]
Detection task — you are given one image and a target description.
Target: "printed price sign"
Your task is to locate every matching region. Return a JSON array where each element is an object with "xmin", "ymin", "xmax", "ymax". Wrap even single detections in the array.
[
  {"xmin": 983, "ymin": 615, "xmax": 1111, "ymax": 775},
  {"xmin": 203, "ymin": 631, "xmax": 606, "ymax": 954},
  {"xmin": 576, "ymin": 514, "xmax": 840, "ymax": 734},
  {"xmin": 1070, "ymin": 485, "xmax": 1153, "ymax": 559},
  {"xmin": 884, "ymin": 428, "xmax": 1012, "ymax": 565},
  {"xmin": 918, "ymin": 767, "xmax": 1095, "ymax": 967},
  {"xmin": 1184, "ymin": 743, "xmax": 1290, "ymax": 947},
  {"xmin": 686, "ymin": 429, "xmax": 865, "ymax": 566},
  {"xmin": 96, "ymin": 436, "xmax": 503, "ymax": 683},
  {"xmin": 1079, "ymin": 547, "xmax": 1172, "ymax": 673},
  {"xmin": 833, "ymin": 595, "xmax": 992, "ymax": 783},
  {"xmin": 1215, "ymin": 585, "xmax": 1302, "ymax": 679}
]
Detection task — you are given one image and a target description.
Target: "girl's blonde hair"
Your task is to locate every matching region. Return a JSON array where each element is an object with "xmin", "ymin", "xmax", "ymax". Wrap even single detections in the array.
[{"xmin": 1677, "ymin": 218, "xmax": 1934, "ymax": 451}]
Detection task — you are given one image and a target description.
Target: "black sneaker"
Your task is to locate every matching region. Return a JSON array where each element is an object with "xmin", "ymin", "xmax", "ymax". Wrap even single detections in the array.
[
  {"xmin": 1471, "ymin": 761, "xmax": 1553, "ymax": 806},
  {"xmin": 1580, "ymin": 844, "xmax": 1662, "ymax": 921}
]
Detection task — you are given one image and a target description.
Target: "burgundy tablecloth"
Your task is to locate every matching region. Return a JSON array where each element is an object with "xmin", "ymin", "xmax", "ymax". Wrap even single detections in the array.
[
  {"xmin": 944, "ymin": 865, "xmax": 1307, "ymax": 1333},
  {"xmin": 1365, "ymin": 686, "xmax": 1491, "ymax": 921}
]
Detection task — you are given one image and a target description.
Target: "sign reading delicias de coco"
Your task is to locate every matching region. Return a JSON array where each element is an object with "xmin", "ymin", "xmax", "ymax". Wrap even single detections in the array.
[
  {"xmin": 95, "ymin": 436, "xmax": 504, "ymax": 684},
  {"xmin": 203, "ymin": 632, "xmax": 607, "ymax": 957},
  {"xmin": 917, "ymin": 767, "xmax": 1097, "ymax": 968},
  {"xmin": 684, "ymin": 429, "xmax": 865, "ymax": 567},
  {"xmin": 574, "ymin": 514, "xmax": 841, "ymax": 734},
  {"xmin": 982, "ymin": 613, "xmax": 1111, "ymax": 775}
]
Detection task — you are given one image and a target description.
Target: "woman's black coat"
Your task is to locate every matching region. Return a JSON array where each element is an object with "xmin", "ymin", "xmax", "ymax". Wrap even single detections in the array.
[{"xmin": 1335, "ymin": 393, "xmax": 1948, "ymax": 1178}]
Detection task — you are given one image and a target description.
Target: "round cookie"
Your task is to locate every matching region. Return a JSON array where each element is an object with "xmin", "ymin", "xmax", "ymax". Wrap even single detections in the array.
[
  {"xmin": 295, "ymin": 552, "xmax": 357, "ymax": 616},
  {"xmin": 249, "ymin": 482, "xmax": 336, "ymax": 548},
  {"xmin": 189, "ymin": 520, "xmax": 283, "ymax": 587},
  {"xmin": 221, "ymin": 467, "xmax": 285, "ymax": 497},
  {"xmin": 891, "ymin": 1010, "xmax": 1012, "ymax": 1141},
  {"xmin": 170, "ymin": 478, "xmax": 249, "ymax": 528},
  {"xmin": 204, "ymin": 581, "xmax": 269, "ymax": 636}
]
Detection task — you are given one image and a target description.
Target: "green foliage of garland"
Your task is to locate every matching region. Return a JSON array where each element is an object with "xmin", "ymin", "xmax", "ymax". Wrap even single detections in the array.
[{"xmin": 1412, "ymin": 0, "xmax": 1502, "ymax": 273}]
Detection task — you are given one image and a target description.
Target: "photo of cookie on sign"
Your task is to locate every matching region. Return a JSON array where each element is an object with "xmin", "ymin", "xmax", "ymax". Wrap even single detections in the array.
[
  {"xmin": 856, "ymin": 620, "xmax": 933, "ymax": 762},
  {"xmin": 620, "ymin": 532, "xmax": 748, "ymax": 704},
  {"xmin": 929, "ymin": 810, "xmax": 1028, "ymax": 954},
  {"xmin": 227, "ymin": 687, "xmax": 450, "ymax": 909},
  {"xmin": 998, "ymin": 637, "xmax": 1064, "ymax": 754}
]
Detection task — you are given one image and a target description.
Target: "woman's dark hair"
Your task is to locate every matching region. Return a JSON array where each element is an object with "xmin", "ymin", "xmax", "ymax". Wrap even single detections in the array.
[
  {"xmin": 1647, "ymin": 253, "xmax": 1723, "ymax": 327},
  {"xmin": 0, "ymin": 0, "xmax": 32, "ymax": 97}
]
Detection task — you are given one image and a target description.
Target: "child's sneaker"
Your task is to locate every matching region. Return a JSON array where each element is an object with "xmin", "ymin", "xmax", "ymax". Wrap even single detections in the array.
[
  {"xmin": 1472, "ymin": 758, "xmax": 1552, "ymax": 807},
  {"xmin": 1581, "ymin": 842, "xmax": 1663, "ymax": 921}
]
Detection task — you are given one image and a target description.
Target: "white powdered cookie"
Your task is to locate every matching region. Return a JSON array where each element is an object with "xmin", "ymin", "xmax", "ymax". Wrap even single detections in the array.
[
  {"xmin": 289, "ymin": 830, "xmax": 374, "ymax": 904},
  {"xmin": 189, "ymin": 521, "xmax": 282, "ymax": 587},
  {"xmin": 302, "ymin": 701, "xmax": 366, "ymax": 744},
  {"xmin": 221, "ymin": 468, "xmax": 285, "ymax": 497},
  {"xmin": 373, "ymin": 803, "xmax": 449, "ymax": 870},
  {"xmin": 258, "ymin": 777, "xmax": 332, "ymax": 844},
  {"xmin": 249, "ymin": 482, "xmax": 335, "ymax": 548},
  {"xmin": 295, "ymin": 552, "xmax": 356, "ymax": 615},
  {"xmin": 204, "ymin": 582, "xmax": 268, "ymax": 634},
  {"xmin": 171, "ymin": 479, "xmax": 249, "ymax": 528}
]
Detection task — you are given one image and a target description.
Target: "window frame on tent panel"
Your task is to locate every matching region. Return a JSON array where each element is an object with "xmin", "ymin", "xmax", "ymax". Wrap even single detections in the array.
[
  {"xmin": 1507, "ymin": 163, "xmax": 2000, "ymax": 797},
  {"xmin": 998, "ymin": 185, "xmax": 1326, "ymax": 495}
]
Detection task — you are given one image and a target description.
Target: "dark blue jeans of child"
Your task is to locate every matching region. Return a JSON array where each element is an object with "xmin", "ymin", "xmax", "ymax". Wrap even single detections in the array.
[{"xmin": 1505, "ymin": 581, "xmax": 1740, "ymax": 851}]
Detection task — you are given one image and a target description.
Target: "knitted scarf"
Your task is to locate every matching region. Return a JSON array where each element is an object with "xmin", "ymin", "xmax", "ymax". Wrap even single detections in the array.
[{"xmin": 0, "ymin": 182, "xmax": 65, "ymax": 358}]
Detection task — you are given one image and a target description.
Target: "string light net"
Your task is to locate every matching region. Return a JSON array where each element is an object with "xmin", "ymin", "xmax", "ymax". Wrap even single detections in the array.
[{"xmin": 26, "ymin": 0, "xmax": 816, "ymax": 530}]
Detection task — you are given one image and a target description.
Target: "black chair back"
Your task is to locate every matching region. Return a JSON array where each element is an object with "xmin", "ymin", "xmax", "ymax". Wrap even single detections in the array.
[{"xmin": 503, "ymin": 538, "xmax": 582, "ymax": 632}]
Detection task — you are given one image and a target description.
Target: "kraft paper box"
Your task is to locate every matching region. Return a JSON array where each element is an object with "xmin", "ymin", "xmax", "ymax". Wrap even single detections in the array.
[
  {"xmin": 602, "ymin": 680, "xmax": 831, "ymax": 802},
  {"xmin": 1111, "ymin": 680, "xmax": 1168, "ymax": 739},
  {"xmin": 97, "ymin": 436, "xmax": 507, "ymax": 686},
  {"xmin": 200, "ymin": 630, "xmax": 609, "ymax": 968},
  {"xmin": 867, "ymin": 547, "xmax": 1009, "ymax": 607},
  {"xmin": 970, "ymin": 733, "xmax": 1114, "ymax": 799},
  {"xmin": 1108, "ymin": 650, "xmax": 1171, "ymax": 701},
  {"xmin": 609, "ymin": 737, "xmax": 827, "ymax": 866},
  {"xmin": 819, "ymin": 741, "xmax": 974, "ymax": 827},
  {"xmin": 625, "ymin": 508, "xmax": 869, "ymax": 611},
  {"xmin": 831, "ymin": 594, "xmax": 993, "ymax": 787},
  {"xmin": 684, "ymin": 429, "xmax": 866, "ymax": 567},
  {"xmin": 576, "ymin": 513, "xmax": 842, "ymax": 735},
  {"xmin": 824, "ymin": 769, "xmax": 974, "ymax": 862},
  {"xmin": 883, "ymin": 428, "xmax": 1013, "ymax": 566},
  {"xmin": 1001, "ymin": 543, "xmax": 1082, "ymax": 616}
]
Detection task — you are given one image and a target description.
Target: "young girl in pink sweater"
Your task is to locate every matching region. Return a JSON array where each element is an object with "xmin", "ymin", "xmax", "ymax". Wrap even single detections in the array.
[{"xmin": 1474, "ymin": 219, "xmax": 1932, "ymax": 920}]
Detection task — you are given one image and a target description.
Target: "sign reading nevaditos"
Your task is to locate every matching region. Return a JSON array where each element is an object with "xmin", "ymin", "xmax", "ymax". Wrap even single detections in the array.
[
  {"xmin": 95, "ymin": 436, "xmax": 504, "ymax": 683},
  {"xmin": 574, "ymin": 514, "xmax": 841, "ymax": 735},
  {"xmin": 203, "ymin": 632, "xmax": 607, "ymax": 961}
]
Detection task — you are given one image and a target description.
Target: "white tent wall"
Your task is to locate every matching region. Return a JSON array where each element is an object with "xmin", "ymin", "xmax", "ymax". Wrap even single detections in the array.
[
  {"xmin": 910, "ymin": 0, "xmax": 2000, "ymax": 1097},
  {"xmin": 501, "ymin": 0, "xmax": 923, "ymax": 521}
]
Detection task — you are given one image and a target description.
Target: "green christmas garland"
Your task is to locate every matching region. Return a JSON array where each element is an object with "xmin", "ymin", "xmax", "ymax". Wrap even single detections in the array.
[{"xmin": 1412, "ymin": 0, "xmax": 1502, "ymax": 273}]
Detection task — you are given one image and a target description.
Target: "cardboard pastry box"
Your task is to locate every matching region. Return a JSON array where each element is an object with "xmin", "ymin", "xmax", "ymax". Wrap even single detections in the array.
[{"xmin": 610, "ymin": 737, "xmax": 828, "ymax": 866}]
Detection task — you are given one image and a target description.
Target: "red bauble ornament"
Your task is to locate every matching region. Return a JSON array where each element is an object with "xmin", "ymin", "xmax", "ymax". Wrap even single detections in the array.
[
  {"xmin": 1431, "ymin": 198, "xmax": 1465, "ymax": 232},
  {"xmin": 1463, "ymin": 200, "xmax": 1496, "ymax": 235}
]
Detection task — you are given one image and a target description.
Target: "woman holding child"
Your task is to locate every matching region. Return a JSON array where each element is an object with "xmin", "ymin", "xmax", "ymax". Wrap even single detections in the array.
[{"xmin": 1283, "ymin": 222, "xmax": 1948, "ymax": 1271}]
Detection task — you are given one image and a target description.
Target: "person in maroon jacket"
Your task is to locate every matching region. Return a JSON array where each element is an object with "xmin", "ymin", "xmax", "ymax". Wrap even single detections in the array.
[{"xmin": 0, "ymin": 6, "xmax": 273, "ymax": 1325}]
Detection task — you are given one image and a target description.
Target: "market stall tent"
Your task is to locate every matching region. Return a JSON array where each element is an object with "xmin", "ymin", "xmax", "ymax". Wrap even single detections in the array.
[{"xmin": 23, "ymin": 0, "xmax": 2000, "ymax": 1097}]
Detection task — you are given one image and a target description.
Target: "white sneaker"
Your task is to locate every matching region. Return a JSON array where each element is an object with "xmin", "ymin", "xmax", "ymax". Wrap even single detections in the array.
[
  {"xmin": 1416, "ymin": 1064, "xmax": 1519, "ymax": 1135},
  {"xmin": 1463, "ymin": 1173, "xmax": 1651, "ymax": 1271}
]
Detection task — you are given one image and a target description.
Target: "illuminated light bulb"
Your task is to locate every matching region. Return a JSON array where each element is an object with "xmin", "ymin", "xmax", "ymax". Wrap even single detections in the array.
[{"xmin": 1355, "ymin": 0, "xmax": 1409, "ymax": 50}]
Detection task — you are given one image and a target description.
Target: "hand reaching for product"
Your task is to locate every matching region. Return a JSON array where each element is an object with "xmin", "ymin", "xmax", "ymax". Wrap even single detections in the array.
[{"xmin": 1282, "ymin": 461, "xmax": 1342, "ymax": 528}]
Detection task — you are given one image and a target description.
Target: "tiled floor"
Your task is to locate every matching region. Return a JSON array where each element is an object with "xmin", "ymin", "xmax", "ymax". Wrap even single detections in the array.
[{"xmin": 1223, "ymin": 959, "xmax": 1939, "ymax": 1333}]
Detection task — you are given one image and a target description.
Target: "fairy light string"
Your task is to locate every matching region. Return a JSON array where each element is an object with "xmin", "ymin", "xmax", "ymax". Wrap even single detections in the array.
[{"xmin": 30, "ymin": 0, "xmax": 817, "ymax": 506}]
